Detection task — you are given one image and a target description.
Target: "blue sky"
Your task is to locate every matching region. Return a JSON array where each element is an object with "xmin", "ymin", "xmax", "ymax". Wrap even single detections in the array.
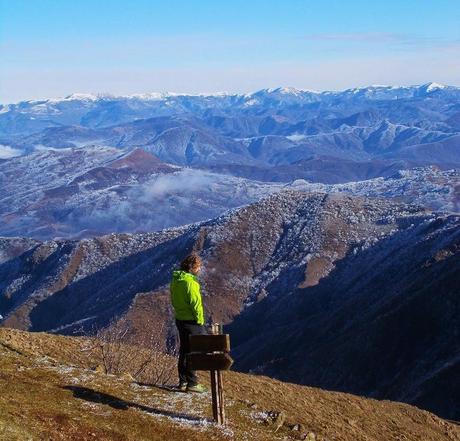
[{"xmin": 1, "ymin": 0, "xmax": 460, "ymax": 102}]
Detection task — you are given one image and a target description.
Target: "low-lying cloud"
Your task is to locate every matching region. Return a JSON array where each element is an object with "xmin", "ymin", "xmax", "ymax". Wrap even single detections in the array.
[
  {"xmin": 66, "ymin": 169, "xmax": 280, "ymax": 236},
  {"xmin": 140, "ymin": 169, "xmax": 216, "ymax": 200},
  {"xmin": 0, "ymin": 145, "xmax": 22, "ymax": 159}
]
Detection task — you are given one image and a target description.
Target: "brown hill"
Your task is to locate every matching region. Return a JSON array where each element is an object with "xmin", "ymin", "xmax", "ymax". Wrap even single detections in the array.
[{"xmin": 1, "ymin": 328, "xmax": 459, "ymax": 441}]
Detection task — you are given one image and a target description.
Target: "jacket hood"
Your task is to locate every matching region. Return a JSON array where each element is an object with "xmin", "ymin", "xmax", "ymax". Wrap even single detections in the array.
[{"xmin": 172, "ymin": 270, "xmax": 198, "ymax": 282}]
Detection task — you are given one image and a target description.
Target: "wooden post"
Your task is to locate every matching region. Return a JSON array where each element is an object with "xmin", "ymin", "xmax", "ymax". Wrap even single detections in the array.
[
  {"xmin": 210, "ymin": 369, "xmax": 222, "ymax": 424},
  {"xmin": 210, "ymin": 323, "xmax": 224, "ymax": 424},
  {"xmin": 217, "ymin": 369, "xmax": 225, "ymax": 424}
]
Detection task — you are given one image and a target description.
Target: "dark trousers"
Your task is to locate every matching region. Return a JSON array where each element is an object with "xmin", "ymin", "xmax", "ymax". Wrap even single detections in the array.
[{"xmin": 175, "ymin": 319, "xmax": 206, "ymax": 385}]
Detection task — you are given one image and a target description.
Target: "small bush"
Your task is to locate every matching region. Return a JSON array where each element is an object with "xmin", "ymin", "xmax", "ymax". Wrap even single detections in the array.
[{"xmin": 90, "ymin": 317, "xmax": 177, "ymax": 386}]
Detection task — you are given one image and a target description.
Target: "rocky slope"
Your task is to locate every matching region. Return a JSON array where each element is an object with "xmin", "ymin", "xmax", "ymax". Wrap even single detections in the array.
[
  {"xmin": 1, "ymin": 191, "xmax": 458, "ymax": 420},
  {"xmin": 228, "ymin": 210, "xmax": 460, "ymax": 421},
  {"xmin": 1, "ymin": 328, "xmax": 459, "ymax": 441},
  {"xmin": 0, "ymin": 191, "xmax": 432, "ymax": 332}
]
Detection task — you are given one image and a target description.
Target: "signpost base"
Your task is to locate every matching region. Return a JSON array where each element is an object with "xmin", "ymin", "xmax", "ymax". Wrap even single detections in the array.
[
  {"xmin": 210, "ymin": 369, "xmax": 225, "ymax": 425},
  {"xmin": 189, "ymin": 324, "xmax": 231, "ymax": 425}
]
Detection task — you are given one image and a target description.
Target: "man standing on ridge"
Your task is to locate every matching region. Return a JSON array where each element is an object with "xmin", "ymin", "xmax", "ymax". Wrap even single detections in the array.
[{"xmin": 170, "ymin": 253, "xmax": 208, "ymax": 393}]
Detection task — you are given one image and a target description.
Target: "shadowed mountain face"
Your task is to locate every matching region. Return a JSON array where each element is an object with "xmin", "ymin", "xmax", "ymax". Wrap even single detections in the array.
[
  {"xmin": 0, "ymin": 191, "xmax": 459, "ymax": 419},
  {"xmin": 228, "ymin": 214, "xmax": 460, "ymax": 421}
]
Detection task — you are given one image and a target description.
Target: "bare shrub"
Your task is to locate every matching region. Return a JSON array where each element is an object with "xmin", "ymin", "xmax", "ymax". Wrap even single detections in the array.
[{"xmin": 89, "ymin": 316, "xmax": 177, "ymax": 386}]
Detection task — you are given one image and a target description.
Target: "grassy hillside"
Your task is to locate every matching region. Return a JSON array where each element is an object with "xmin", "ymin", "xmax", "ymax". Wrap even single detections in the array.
[{"xmin": 0, "ymin": 328, "xmax": 458, "ymax": 441}]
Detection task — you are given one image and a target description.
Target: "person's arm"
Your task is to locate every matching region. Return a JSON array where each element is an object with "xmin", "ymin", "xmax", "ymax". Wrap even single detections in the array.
[{"xmin": 187, "ymin": 280, "xmax": 204, "ymax": 325}]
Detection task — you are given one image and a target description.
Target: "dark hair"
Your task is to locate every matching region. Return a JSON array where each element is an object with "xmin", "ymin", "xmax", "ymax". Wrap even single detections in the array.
[{"xmin": 180, "ymin": 253, "xmax": 201, "ymax": 273}]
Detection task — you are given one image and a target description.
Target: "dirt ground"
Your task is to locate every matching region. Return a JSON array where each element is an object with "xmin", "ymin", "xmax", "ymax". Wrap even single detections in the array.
[{"xmin": 0, "ymin": 328, "xmax": 458, "ymax": 441}]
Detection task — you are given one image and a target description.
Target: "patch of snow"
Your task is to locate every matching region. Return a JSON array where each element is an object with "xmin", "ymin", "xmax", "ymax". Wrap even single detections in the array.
[
  {"xmin": 286, "ymin": 134, "xmax": 307, "ymax": 142},
  {"xmin": 425, "ymin": 82, "xmax": 447, "ymax": 92},
  {"xmin": 135, "ymin": 405, "xmax": 230, "ymax": 434},
  {"xmin": 34, "ymin": 145, "xmax": 73, "ymax": 152},
  {"xmin": 243, "ymin": 98, "xmax": 258, "ymax": 107},
  {"xmin": 78, "ymin": 400, "xmax": 113, "ymax": 416},
  {"xmin": 48, "ymin": 316, "xmax": 97, "ymax": 333},
  {"xmin": 60, "ymin": 93, "xmax": 101, "ymax": 102}
]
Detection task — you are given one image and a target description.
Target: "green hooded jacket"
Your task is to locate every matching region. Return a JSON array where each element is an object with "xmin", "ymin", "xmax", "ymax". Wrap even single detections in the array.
[{"xmin": 170, "ymin": 270, "xmax": 204, "ymax": 325}]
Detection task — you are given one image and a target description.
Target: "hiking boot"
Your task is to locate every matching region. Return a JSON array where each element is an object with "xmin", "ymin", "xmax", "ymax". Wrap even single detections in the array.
[
  {"xmin": 187, "ymin": 383, "xmax": 208, "ymax": 393},
  {"xmin": 177, "ymin": 381, "xmax": 188, "ymax": 392}
]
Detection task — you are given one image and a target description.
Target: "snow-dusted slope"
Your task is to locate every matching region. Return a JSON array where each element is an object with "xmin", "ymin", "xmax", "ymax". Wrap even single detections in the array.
[
  {"xmin": 0, "ymin": 146, "xmax": 283, "ymax": 238},
  {"xmin": 290, "ymin": 166, "xmax": 460, "ymax": 212},
  {"xmin": 0, "ymin": 190, "xmax": 458, "ymax": 420},
  {"xmin": 0, "ymin": 143, "xmax": 458, "ymax": 239}
]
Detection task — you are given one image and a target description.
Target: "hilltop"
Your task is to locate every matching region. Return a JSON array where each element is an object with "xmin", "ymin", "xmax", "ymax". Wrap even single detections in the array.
[{"xmin": 1, "ymin": 328, "xmax": 459, "ymax": 441}]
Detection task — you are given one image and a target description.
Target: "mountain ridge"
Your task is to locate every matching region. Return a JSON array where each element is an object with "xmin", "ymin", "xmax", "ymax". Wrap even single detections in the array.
[
  {"xmin": 1, "ymin": 190, "xmax": 458, "ymax": 420},
  {"xmin": 2, "ymin": 83, "xmax": 458, "ymax": 187},
  {"xmin": 3, "ymin": 82, "xmax": 458, "ymax": 106}
]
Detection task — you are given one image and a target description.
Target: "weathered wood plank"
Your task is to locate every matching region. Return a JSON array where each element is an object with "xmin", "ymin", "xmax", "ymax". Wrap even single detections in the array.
[
  {"xmin": 217, "ymin": 370, "xmax": 225, "ymax": 424},
  {"xmin": 189, "ymin": 334, "xmax": 230, "ymax": 353},
  {"xmin": 210, "ymin": 370, "xmax": 221, "ymax": 424},
  {"xmin": 187, "ymin": 352, "xmax": 234, "ymax": 371}
]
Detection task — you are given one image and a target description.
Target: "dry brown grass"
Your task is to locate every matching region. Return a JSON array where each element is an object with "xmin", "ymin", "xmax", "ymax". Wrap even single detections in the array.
[{"xmin": 0, "ymin": 328, "xmax": 459, "ymax": 441}]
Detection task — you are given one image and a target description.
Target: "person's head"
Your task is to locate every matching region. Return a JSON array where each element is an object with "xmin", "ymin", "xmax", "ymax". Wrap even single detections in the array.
[{"xmin": 180, "ymin": 253, "xmax": 202, "ymax": 275}]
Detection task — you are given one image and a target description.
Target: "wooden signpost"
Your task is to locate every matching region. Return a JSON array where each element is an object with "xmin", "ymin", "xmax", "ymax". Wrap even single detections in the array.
[{"xmin": 187, "ymin": 324, "xmax": 233, "ymax": 425}]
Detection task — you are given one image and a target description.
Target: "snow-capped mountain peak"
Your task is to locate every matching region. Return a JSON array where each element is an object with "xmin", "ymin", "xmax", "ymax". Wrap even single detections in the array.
[
  {"xmin": 424, "ymin": 82, "xmax": 447, "ymax": 92},
  {"xmin": 61, "ymin": 93, "xmax": 102, "ymax": 102},
  {"xmin": 266, "ymin": 86, "xmax": 306, "ymax": 95}
]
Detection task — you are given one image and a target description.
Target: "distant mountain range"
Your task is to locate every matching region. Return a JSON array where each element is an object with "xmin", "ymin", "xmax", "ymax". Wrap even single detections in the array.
[{"xmin": 1, "ymin": 83, "xmax": 459, "ymax": 173}]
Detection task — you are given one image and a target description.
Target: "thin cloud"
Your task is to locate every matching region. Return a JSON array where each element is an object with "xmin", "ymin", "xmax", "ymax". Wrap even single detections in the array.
[
  {"xmin": 303, "ymin": 32, "xmax": 460, "ymax": 49},
  {"xmin": 303, "ymin": 32, "xmax": 408, "ymax": 42}
]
